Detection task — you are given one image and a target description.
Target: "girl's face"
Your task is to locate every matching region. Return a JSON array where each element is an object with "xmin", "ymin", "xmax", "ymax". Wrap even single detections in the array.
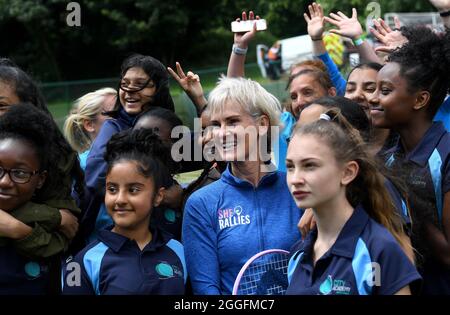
[
  {"xmin": 345, "ymin": 68, "xmax": 378, "ymax": 117},
  {"xmin": 119, "ymin": 67, "xmax": 156, "ymax": 115},
  {"xmin": 289, "ymin": 74, "xmax": 329, "ymax": 119},
  {"xmin": 286, "ymin": 134, "xmax": 349, "ymax": 209},
  {"xmin": 369, "ymin": 62, "xmax": 417, "ymax": 129},
  {"xmin": 297, "ymin": 104, "xmax": 327, "ymax": 127},
  {"xmin": 0, "ymin": 138, "xmax": 46, "ymax": 212},
  {"xmin": 0, "ymin": 81, "xmax": 20, "ymax": 116},
  {"xmin": 210, "ymin": 102, "xmax": 268, "ymax": 162},
  {"xmin": 105, "ymin": 160, "xmax": 163, "ymax": 231}
]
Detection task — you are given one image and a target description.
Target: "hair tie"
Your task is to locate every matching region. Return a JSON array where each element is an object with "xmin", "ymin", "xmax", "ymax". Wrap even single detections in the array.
[{"xmin": 319, "ymin": 113, "xmax": 331, "ymax": 121}]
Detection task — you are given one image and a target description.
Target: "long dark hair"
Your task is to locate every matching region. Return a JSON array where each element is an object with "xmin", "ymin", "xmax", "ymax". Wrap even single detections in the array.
[{"xmin": 109, "ymin": 54, "xmax": 175, "ymax": 116}]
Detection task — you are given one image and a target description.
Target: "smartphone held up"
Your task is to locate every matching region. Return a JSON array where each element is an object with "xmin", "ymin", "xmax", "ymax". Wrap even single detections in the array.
[{"xmin": 231, "ymin": 19, "xmax": 267, "ymax": 33}]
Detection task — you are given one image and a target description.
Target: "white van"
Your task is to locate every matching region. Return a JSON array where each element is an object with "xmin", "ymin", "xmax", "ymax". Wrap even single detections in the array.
[{"xmin": 257, "ymin": 35, "xmax": 314, "ymax": 79}]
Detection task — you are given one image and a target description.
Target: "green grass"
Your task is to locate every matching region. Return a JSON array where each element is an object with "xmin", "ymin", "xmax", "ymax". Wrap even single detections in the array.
[
  {"xmin": 48, "ymin": 101, "xmax": 71, "ymax": 129},
  {"xmin": 175, "ymin": 169, "xmax": 203, "ymax": 185}
]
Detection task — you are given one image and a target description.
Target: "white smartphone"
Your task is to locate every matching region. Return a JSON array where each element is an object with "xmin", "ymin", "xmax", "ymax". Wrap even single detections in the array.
[{"xmin": 231, "ymin": 19, "xmax": 267, "ymax": 33}]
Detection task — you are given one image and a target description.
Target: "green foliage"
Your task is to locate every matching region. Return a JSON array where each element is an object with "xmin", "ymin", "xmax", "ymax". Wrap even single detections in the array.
[{"xmin": 0, "ymin": 0, "xmax": 437, "ymax": 81}]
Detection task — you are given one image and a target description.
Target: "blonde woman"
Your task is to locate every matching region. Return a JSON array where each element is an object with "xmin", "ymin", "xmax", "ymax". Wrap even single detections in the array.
[
  {"xmin": 182, "ymin": 77, "xmax": 303, "ymax": 294},
  {"xmin": 64, "ymin": 88, "xmax": 116, "ymax": 169}
]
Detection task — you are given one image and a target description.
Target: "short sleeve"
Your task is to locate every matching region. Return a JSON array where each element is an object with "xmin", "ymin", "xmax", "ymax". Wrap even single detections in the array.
[{"xmin": 373, "ymin": 238, "xmax": 421, "ymax": 295}]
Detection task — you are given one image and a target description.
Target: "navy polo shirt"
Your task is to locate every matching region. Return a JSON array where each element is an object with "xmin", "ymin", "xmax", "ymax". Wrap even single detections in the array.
[
  {"xmin": 62, "ymin": 228, "xmax": 186, "ymax": 295},
  {"xmin": 384, "ymin": 178, "xmax": 411, "ymax": 234},
  {"xmin": 286, "ymin": 205, "xmax": 421, "ymax": 295},
  {"xmin": 0, "ymin": 245, "xmax": 50, "ymax": 295},
  {"xmin": 384, "ymin": 122, "xmax": 450, "ymax": 294}
]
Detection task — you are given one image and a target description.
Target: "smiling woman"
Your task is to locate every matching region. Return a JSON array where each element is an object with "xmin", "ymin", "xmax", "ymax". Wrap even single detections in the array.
[{"xmin": 183, "ymin": 76, "xmax": 303, "ymax": 295}]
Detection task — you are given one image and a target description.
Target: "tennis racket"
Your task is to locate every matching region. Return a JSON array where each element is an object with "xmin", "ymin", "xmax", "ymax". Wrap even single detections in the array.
[{"xmin": 232, "ymin": 249, "xmax": 290, "ymax": 295}]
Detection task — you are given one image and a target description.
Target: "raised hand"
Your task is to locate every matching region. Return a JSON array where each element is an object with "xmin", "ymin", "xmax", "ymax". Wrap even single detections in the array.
[
  {"xmin": 429, "ymin": 0, "xmax": 450, "ymax": 11},
  {"xmin": 304, "ymin": 2, "xmax": 325, "ymax": 40},
  {"xmin": 324, "ymin": 8, "xmax": 363, "ymax": 40},
  {"xmin": 233, "ymin": 11, "xmax": 260, "ymax": 49},
  {"xmin": 370, "ymin": 17, "xmax": 408, "ymax": 53},
  {"xmin": 168, "ymin": 62, "xmax": 206, "ymax": 107},
  {"xmin": 297, "ymin": 208, "xmax": 316, "ymax": 240}
]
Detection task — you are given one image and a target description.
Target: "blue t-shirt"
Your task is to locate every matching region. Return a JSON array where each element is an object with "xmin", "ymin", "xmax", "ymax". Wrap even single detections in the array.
[
  {"xmin": 62, "ymin": 228, "xmax": 186, "ymax": 295},
  {"xmin": 182, "ymin": 164, "xmax": 303, "ymax": 295},
  {"xmin": 316, "ymin": 52, "xmax": 346, "ymax": 96},
  {"xmin": 384, "ymin": 122, "xmax": 450, "ymax": 294},
  {"xmin": 78, "ymin": 150, "xmax": 90, "ymax": 171},
  {"xmin": 286, "ymin": 205, "xmax": 421, "ymax": 295}
]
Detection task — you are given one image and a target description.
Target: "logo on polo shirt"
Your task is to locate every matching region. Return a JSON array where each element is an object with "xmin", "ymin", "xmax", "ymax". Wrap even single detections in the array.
[
  {"xmin": 155, "ymin": 262, "xmax": 183, "ymax": 279},
  {"xmin": 164, "ymin": 208, "xmax": 181, "ymax": 224},
  {"xmin": 319, "ymin": 275, "xmax": 351, "ymax": 295},
  {"xmin": 217, "ymin": 206, "xmax": 251, "ymax": 230},
  {"xmin": 24, "ymin": 262, "xmax": 41, "ymax": 279}
]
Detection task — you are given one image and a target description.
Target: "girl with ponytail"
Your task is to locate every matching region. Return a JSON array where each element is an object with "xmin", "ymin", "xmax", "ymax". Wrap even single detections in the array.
[
  {"xmin": 63, "ymin": 128, "xmax": 186, "ymax": 295},
  {"xmin": 63, "ymin": 88, "xmax": 117, "ymax": 169},
  {"xmin": 285, "ymin": 109, "xmax": 421, "ymax": 295}
]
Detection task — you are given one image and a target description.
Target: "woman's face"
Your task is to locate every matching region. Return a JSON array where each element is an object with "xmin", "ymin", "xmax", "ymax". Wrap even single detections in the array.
[
  {"xmin": 119, "ymin": 67, "xmax": 156, "ymax": 115},
  {"xmin": 210, "ymin": 102, "xmax": 267, "ymax": 163},
  {"xmin": 286, "ymin": 134, "xmax": 348, "ymax": 209},
  {"xmin": 0, "ymin": 81, "xmax": 20, "ymax": 116},
  {"xmin": 88, "ymin": 94, "xmax": 117, "ymax": 140},
  {"xmin": 0, "ymin": 138, "xmax": 46, "ymax": 212},
  {"xmin": 368, "ymin": 62, "xmax": 417, "ymax": 129},
  {"xmin": 289, "ymin": 74, "xmax": 329, "ymax": 119},
  {"xmin": 345, "ymin": 68, "xmax": 378, "ymax": 118}
]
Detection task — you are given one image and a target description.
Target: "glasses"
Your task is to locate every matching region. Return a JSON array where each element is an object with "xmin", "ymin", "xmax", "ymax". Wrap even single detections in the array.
[
  {"xmin": 119, "ymin": 78, "xmax": 155, "ymax": 93},
  {"xmin": 0, "ymin": 167, "xmax": 40, "ymax": 184}
]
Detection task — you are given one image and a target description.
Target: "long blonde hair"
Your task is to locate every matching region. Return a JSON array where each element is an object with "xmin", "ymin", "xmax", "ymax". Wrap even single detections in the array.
[{"xmin": 64, "ymin": 87, "xmax": 116, "ymax": 153}]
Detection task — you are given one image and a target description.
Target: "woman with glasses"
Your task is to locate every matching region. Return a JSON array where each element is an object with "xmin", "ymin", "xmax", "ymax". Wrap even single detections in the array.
[
  {"xmin": 0, "ymin": 103, "xmax": 76, "ymax": 294},
  {"xmin": 80, "ymin": 54, "xmax": 176, "ymax": 243}
]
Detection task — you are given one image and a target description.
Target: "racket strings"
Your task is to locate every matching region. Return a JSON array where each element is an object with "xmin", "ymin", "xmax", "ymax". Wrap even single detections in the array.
[{"xmin": 237, "ymin": 253, "xmax": 289, "ymax": 295}]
